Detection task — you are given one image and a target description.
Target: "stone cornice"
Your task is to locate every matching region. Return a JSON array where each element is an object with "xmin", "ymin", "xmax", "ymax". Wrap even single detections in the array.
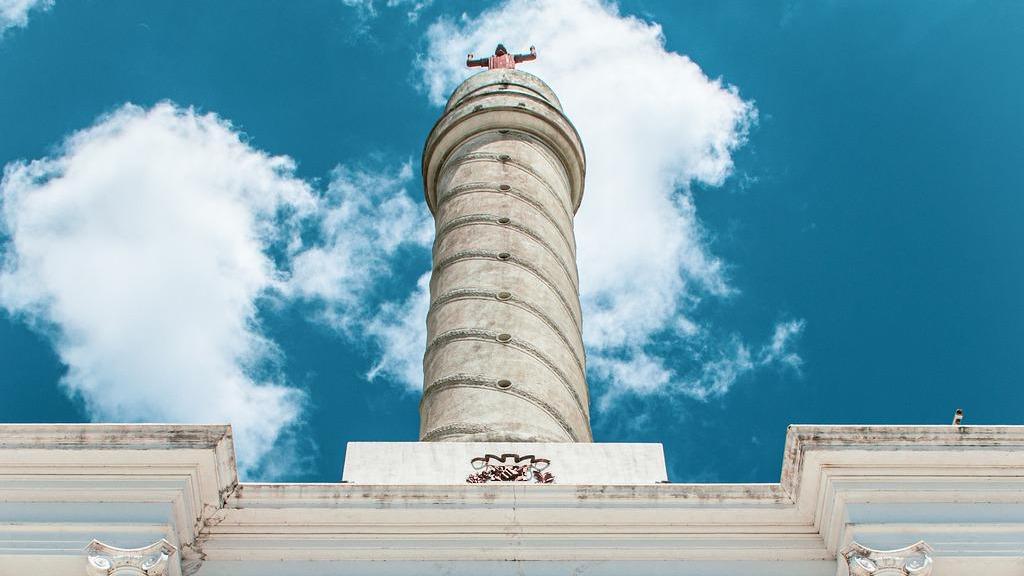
[
  {"xmin": 2, "ymin": 424, "xmax": 1023, "ymax": 574},
  {"xmin": 780, "ymin": 424, "xmax": 1024, "ymax": 497},
  {"xmin": 0, "ymin": 424, "xmax": 236, "ymax": 576},
  {"xmin": 0, "ymin": 423, "xmax": 234, "ymax": 450}
]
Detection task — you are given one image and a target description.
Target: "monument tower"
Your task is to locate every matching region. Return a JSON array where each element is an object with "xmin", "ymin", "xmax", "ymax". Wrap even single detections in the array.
[
  {"xmin": 341, "ymin": 46, "xmax": 667, "ymax": 485},
  {"xmin": 419, "ymin": 61, "xmax": 590, "ymax": 444}
]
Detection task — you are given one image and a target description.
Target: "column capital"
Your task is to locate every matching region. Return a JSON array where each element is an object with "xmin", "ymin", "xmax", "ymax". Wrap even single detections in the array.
[
  {"xmin": 840, "ymin": 540, "xmax": 933, "ymax": 575},
  {"xmin": 85, "ymin": 539, "xmax": 177, "ymax": 576}
]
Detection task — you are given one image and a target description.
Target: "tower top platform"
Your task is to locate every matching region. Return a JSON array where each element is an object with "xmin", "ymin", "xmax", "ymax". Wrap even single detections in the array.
[
  {"xmin": 444, "ymin": 69, "xmax": 564, "ymax": 113},
  {"xmin": 422, "ymin": 69, "xmax": 586, "ymax": 216}
]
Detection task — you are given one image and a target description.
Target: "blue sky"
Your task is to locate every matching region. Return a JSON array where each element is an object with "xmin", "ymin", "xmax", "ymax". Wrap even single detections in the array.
[{"xmin": 1, "ymin": 0, "xmax": 1022, "ymax": 482}]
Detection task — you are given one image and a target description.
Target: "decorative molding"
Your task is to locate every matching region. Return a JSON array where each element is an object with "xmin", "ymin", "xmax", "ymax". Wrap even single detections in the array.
[
  {"xmin": 434, "ymin": 212, "xmax": 579, "ymax": 287},
  {"xmin": 86, "ymin": 539, "xmax": 178, "ymax": 576},
  {"xmin": 428, "ymin": 287, "xmax": 585, "ymax": 363},
  {"xmin": 424, "ymin": 327, "xmax": 588, "ymax": 418},
  {"xmin": 421, "ymin": 373, "xmax": 581, "ymax": 442},
  {"xmin": 841, "ymin": 541, "xmax": 933, "ymax": 575},
  {"xmin": 437, "ymin": 182, "xmax": 574, "ymax": 247},
  {"xmin": 466, "ymin": 453, "xmax": 555, "ymax": 484},
  {"xmin": 418, "ymin": 421, "xmax": 498, "ymax": 442},
  {"xmin": 432, "ymin": 249, "xmax": 582, "ymax": 327},
  {"xmin": 437, "ymin": 152, "xmax": 573, "ymax": 218}
]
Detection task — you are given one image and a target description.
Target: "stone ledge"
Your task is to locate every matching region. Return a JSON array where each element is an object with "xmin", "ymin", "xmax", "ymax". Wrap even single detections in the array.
[{"xmin": 341, "ymin": 442, "xmax": 667, "ymax": 485}]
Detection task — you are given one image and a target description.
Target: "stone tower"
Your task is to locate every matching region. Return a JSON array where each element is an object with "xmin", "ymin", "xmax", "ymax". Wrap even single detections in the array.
[
  {"xmin": 420, "ymin": 69, "xmax": 590, "ymax": 443},
  {"xmin": 342, "ymin": 66, "xmax": 663, "ymax": 485}
]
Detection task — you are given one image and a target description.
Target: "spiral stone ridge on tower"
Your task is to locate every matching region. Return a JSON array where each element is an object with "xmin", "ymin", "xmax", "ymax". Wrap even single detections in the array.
[{"xmin": 420, "ymin": 68, "xmax": 590, "ymax": 443}]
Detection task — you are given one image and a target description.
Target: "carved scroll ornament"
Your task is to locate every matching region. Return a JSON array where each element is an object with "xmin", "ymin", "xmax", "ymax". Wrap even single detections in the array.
[
  {"xmin": 841, "ymin": 541, "xmax": 933, "ymax": 576},
  {"xmin": 86, "ymin": 538, "xmax": 177, "ymax": 576},
  {"xmin": 466, "ymin": 453, "xmax": 554, "ymax": 483}
]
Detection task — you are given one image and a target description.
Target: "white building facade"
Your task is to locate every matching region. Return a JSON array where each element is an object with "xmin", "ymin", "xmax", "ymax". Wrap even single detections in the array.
[{"xmin": 2, "ymin": 424, "xmax": 1023, "ymax": 575}]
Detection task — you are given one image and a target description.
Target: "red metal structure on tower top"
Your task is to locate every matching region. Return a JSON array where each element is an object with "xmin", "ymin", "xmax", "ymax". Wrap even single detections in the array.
[{"xmin": 467, "ymin": 44, "xmax": 537, "ymax": 70}]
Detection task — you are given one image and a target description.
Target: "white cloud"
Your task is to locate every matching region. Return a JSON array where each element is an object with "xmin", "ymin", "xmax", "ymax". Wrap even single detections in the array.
[
  {"xmin": 760, "ymin": 319, "xmax": 806, "ymax": 370},
  {"xmin": 592, "ymin": 320, "xmax": 805, "ymax": 411},
  {"xmin": 288, "ymin": 161, "xmax": 432, "ymax": 330},
  {"xmin": 365, "ymin": 271, "xmax": 430, "ymax": 389},
  {"xmin": 0, "ymin": 102, "xmax": 316, "ymax": 476},
  {"xmin": 342, "ymin": 0, "xmax": 433, "ymax": 23},
  {"xmin": 0, "ymin": 0, "xmax": 52, "ymax": 35},
  {"xmin": 0, "ymin": 101, "xmax": 435, "ymax": 475},
  {"xmin": 415, "ymin": 0, "xmax": 801, "ymax": 405},
  {"xmin": 387, "ymin": 0, "xmax": 433, "ymax": 22},
  {"xmin": 341, "ymin": 0, "xmax": 379, "ymax": 19},
  {"xmin": 286, "ymin": 161, "xmax": 432, "ymax": 389}
]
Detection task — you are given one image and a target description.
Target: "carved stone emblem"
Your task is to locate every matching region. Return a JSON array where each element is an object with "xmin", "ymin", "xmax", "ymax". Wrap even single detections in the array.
[
  {"xmin": 840, "ymin": 541, "xmax": 933, "ymax": 575},
  {"xmin": 86, "ymin": 538, "xmax": 177, "ymax": 576},
  {"xmin": 466, "ymin": 453, "xmax": 554, "ymax": 483}
]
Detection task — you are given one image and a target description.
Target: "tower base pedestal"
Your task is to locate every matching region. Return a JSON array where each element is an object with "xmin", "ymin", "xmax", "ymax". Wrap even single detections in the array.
[{"xmin": 342, "ymin": 442, "xmax": 667, "ymax": 485}]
